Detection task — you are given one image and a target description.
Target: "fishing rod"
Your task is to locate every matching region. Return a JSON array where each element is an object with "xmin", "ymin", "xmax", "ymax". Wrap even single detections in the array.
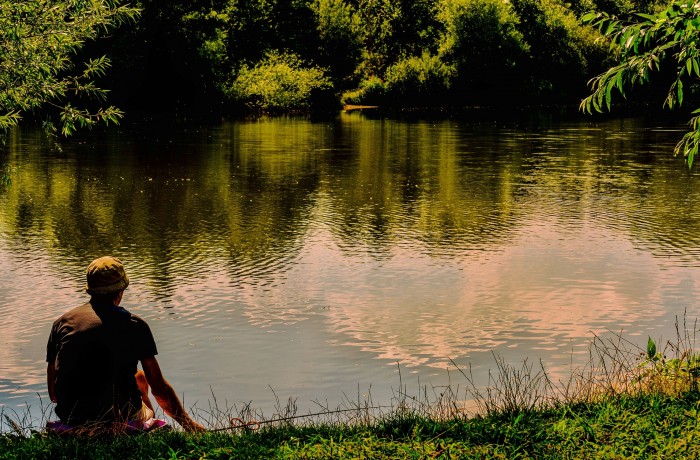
[{"xmin": 210, "ymin": 404, "xmax": 395, "ymax": 432}]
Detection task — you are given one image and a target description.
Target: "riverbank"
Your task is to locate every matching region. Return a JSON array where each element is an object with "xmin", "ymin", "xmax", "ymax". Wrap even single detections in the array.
[
  {"xmin": 3, "ymin": 331, "xmax": 700, "ymax": 459},
  {"xmin": 2, "ymin": 390, "xmax": 700, "ymax": 459}
]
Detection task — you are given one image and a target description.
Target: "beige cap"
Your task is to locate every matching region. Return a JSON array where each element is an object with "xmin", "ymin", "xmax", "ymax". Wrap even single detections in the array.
[{"xmin": 85, "ymin": 256, "xmax": 130, "ymax": 295}]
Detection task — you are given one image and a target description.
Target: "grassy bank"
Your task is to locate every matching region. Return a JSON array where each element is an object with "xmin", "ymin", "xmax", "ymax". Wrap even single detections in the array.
[
  {"xmin": 3, "ymin": 324, "xmax": 700, "ymax": 459},
  {"xmin": 3, "ymin": 392, "xmax": 700, "ymax": 459}
]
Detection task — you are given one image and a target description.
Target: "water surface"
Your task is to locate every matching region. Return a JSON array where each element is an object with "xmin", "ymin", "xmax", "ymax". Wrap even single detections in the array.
[{"xmin": 1, "ymin": 113, "xmax": 699, "ymax": 425}]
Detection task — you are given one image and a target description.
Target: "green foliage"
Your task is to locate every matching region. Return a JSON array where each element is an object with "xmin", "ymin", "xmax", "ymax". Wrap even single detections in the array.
[
  {"xmin": 340, "ymin": 75, "xmax": 387, "ymax": 105},
  {"xmin": 647, "ymin": 336, "xmax": 657, "ymax": 360},
  {"xmin": 592, "ymin": 0, "xmax": 636, "ymax": 16},
  {"xmin": 221, "ymin": 0, "xmax": 318, "ymax": 63},
  {"xmin": 312, "ymin": 0, "xmax": 363, "ymax": 84},
  {"xmin": 0, "ymin": 113, "xmax": 21, "ymax": 135},
  {"xmin": 0, "ymin": 0, "xmax": 638, "ymax": 116},
  {"xmin": 228, "ymin": 52, "xmax": 332, "ymax": 112},
  {"xmin": 179, "ymin": 4, "xmax": 237, "ymax": 82},
  {"xmin": 352, "ymin": 0, "xmax": 401, "ymax": 75},
  {"xmin": 7, "ymin": 0, "xmax": 616, "ymax": 115},
  {"xmin": 350, "ymin": 0, "xmax": 443, "ymax": 77},
  {"xmin": 438, "ymin": 0, "xmax": 528, "ymax": 66},
  {"xmin": 437, "ymin": 0, "xmax": 529, "ymax": 104},
  {"xmin": 581, "ymin": 2, "xmax": 700, "ymax": 167},
  {"xmin": 567, "ymin": 0, "xmax": 665, "ymax": 19},
  {"xmin": 124, "ymin": 0, "xmax": 239, "ymax": 110},
  {"xmin": 0, "ymin": 0, "xmax": 139, "ymax": 138},
  {"xmin": 387, "ymin": 0, "xmax": 443, "ymax": 58},
  {"xmin": 511, "ymin": 0, "xmax": 608, "ymax": 103},
  {"xmin": 638, "ymin": 337, "xmax": 700, "ymax": 394},
  {"xmin": 119, "ymin": 0, "xmax": 321, "ymax": 112},
  {"xmin": 383, "ymin": 52, "xmax": 455, "ymax": 105}
]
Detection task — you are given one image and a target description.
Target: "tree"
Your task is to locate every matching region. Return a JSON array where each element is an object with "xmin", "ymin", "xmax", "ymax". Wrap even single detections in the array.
[
  {"xmin": 581, "ymin": 2, "xmax": 700, "ymax": 167},
  {"xmin": 511, "ymin": 0, "xmax": 607, "ymax": 104},
  {"xmin": 351, "ymin": 0, "xmax": 442, "ymax": 74},
  {"xmin": 0, "ymin": 0, "xmax": 139, "ymax": 138},
  {"xmin": 312, "ymin": 0, "xmax": 363, "ymax": 84},
  {"xmin": 437, "ymin": 0, "xmax": 529, "ymax": 105}
]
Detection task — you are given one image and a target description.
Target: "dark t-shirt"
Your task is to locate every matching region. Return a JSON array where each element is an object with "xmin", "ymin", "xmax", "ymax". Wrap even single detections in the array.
[{"xmin": 46, "ymin": 300, "xmax": 158, "ymax": 425}]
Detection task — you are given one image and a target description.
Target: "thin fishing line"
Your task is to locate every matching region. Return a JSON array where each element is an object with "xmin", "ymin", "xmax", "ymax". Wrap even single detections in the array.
[{"xmin": 210, "ymin": 404, "xmax": 395, "ymax": 432}]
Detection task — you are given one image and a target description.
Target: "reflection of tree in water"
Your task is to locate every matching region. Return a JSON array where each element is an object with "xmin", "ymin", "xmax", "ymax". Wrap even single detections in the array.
[
  {"xmin": 327, "ymin": 115, "xmax": 524, "ymax": 255},
  {"xmin": 2, "ymin": 116, "xmax": 700, "ymax": 300},
  {"xmin": 0, "ymin": 121, "xmax": 328, "ymax": 300},
  {"xmin": 504, "ymin": 118, "xmax": 700, "ymax": 259},
  {"xmin": 223, "ymin": 178, "xmax": 317, "ymax": 280},
  {"xmin": 14, "ymin": 202, "xmax": 34, "ymax": 236}
]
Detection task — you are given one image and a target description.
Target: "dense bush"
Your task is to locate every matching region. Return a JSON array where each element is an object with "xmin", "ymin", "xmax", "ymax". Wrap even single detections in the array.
[
  {"xmin": 349, "ymin": 0, "xmax": 443, "ymax": 77},
  {"xmin": 383, "ymin": 52, "xmax": 455, "ymax": 106},
  {"xmin": 386, "ymin": 0, "xmax": 443, "ymax": 58},
  {"xmin": 341, "ymin": 75, "xmax": 387, "ymax": 106},
  {"xmin": 228, "ymin": 52, "xmax": 333, "ymax": 112}
]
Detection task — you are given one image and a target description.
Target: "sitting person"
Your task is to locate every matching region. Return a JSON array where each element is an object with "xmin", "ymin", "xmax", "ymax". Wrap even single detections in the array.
[{"xmin": 46, "ymin": 256, "xmax": 205, "ymax": 433}]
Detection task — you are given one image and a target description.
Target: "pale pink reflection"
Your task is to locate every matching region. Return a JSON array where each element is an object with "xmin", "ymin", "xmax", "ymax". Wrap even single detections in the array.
[
  {"xmin": 0, "ymin": 246, "xmax": 80, "ymax": 389},
  {"xmin": 288, "ymin": 218, "xmax": 673, "ymax": 370}
]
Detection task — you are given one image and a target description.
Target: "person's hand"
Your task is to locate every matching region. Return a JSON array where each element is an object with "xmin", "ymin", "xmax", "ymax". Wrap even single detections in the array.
[{"xmin": 182, "ymin": 419, "xmax": 206, "ymax": 433}]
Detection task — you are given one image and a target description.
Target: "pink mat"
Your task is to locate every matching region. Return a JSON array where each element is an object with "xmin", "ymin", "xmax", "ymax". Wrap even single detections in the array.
[{"xmin": 46, "ymin": 418, "xmax": 169, "ymax": 434}]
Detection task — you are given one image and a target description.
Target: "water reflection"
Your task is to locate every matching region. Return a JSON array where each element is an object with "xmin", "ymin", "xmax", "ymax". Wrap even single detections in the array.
[{"xmin": 1, "ymin": 114, "xmax": 700, "ymax": 420}]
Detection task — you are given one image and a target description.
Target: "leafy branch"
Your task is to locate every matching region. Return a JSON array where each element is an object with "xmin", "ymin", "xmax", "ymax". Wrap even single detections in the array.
[
  {"xmin": 580, "ymin": 2, "xmax": 700, "ymax": 167},
  {"xmin": 0, "ymin": 0, "xmax": 140, "ymax": 141}
]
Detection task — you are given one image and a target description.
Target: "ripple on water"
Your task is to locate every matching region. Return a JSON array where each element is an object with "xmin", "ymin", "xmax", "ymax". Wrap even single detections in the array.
[{"xmin": 3, "ymin": 118, "xmax": 700, "ymax": 422}]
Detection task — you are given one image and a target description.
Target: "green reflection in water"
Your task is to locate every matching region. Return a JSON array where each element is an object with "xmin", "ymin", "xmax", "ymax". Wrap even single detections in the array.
[{"xmin": 1, "ymin": 115, "xmax": 699, "ymax": 294}]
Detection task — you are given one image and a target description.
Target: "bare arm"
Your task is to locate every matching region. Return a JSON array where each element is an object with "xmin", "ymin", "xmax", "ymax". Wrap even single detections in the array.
[
  {"xmin": 47, "ymin": 363, "xmax": 57, "ymax": 403},
  {"xmin": 141, "ymin": 356, "xmax": 205, "ymax": 432}
]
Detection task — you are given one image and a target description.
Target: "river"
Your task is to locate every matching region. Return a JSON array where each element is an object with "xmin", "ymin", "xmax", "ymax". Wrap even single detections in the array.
[{"xmin": 1, "ymin": 111, "xmax": 700, "ymax": 427}]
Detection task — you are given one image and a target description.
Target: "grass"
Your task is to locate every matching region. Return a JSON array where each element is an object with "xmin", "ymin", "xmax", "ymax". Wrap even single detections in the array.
[
  {"xmin": 3, "ymin": 317, "xmax": 700, "ymax": 459},
  {"xmin": 4, "ymin": 393, "xmax": 700, "ymax": 459}
]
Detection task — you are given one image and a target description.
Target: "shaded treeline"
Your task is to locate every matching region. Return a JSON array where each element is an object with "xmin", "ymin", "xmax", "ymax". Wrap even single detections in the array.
[{"xmin": 89, "ymin": 0, "xmax": 667, "ymax": 115}]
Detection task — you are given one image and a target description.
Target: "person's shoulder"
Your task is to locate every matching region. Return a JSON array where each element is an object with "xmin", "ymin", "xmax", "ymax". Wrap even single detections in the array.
[
  {"xmin": 128, "ymin": 311, "xmax": 152, "ymax": 328},
  {"xmin": 50, "ymin": 302, "xmax": 95, "ymax": 334},
  {"xmin": 126, "ymin": 311, "xmax": 156, "ymax": 343},
  {"xmin": 55, "ymin": 301, "xmax": 92, "ymax": 321}
]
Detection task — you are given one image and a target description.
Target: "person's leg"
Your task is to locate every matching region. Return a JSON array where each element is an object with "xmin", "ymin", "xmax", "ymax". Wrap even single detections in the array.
[{"xmin": 135, "ymin": 370, "xmax": 155, "ymax": 419}]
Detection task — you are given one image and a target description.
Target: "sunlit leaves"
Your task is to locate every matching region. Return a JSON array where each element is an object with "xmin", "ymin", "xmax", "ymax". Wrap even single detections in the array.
[
  {"xmin": 647, "ymin": 336, "xmax": 657, "ymax": 360},
  {"xmin": 229, "ymin": 51, "xmax": 332, "ymax": 112},
  {"xmin": 0, "ymin": 0, "xmax": 140, "ymax": 141},
  {"xmin": 580, "ymin": 1, "xmax": 700, "ymax": 167},
  {"xmin": 58, "ymin": 104, "xmax": 124, "ymax": 137},
  {"xmin": 0, "ymin": 112, "xmax": 22, "ymax": 134},
  {"xmin": 675, "ymin": 110, "xmax": 700, "ymax": 168}
]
